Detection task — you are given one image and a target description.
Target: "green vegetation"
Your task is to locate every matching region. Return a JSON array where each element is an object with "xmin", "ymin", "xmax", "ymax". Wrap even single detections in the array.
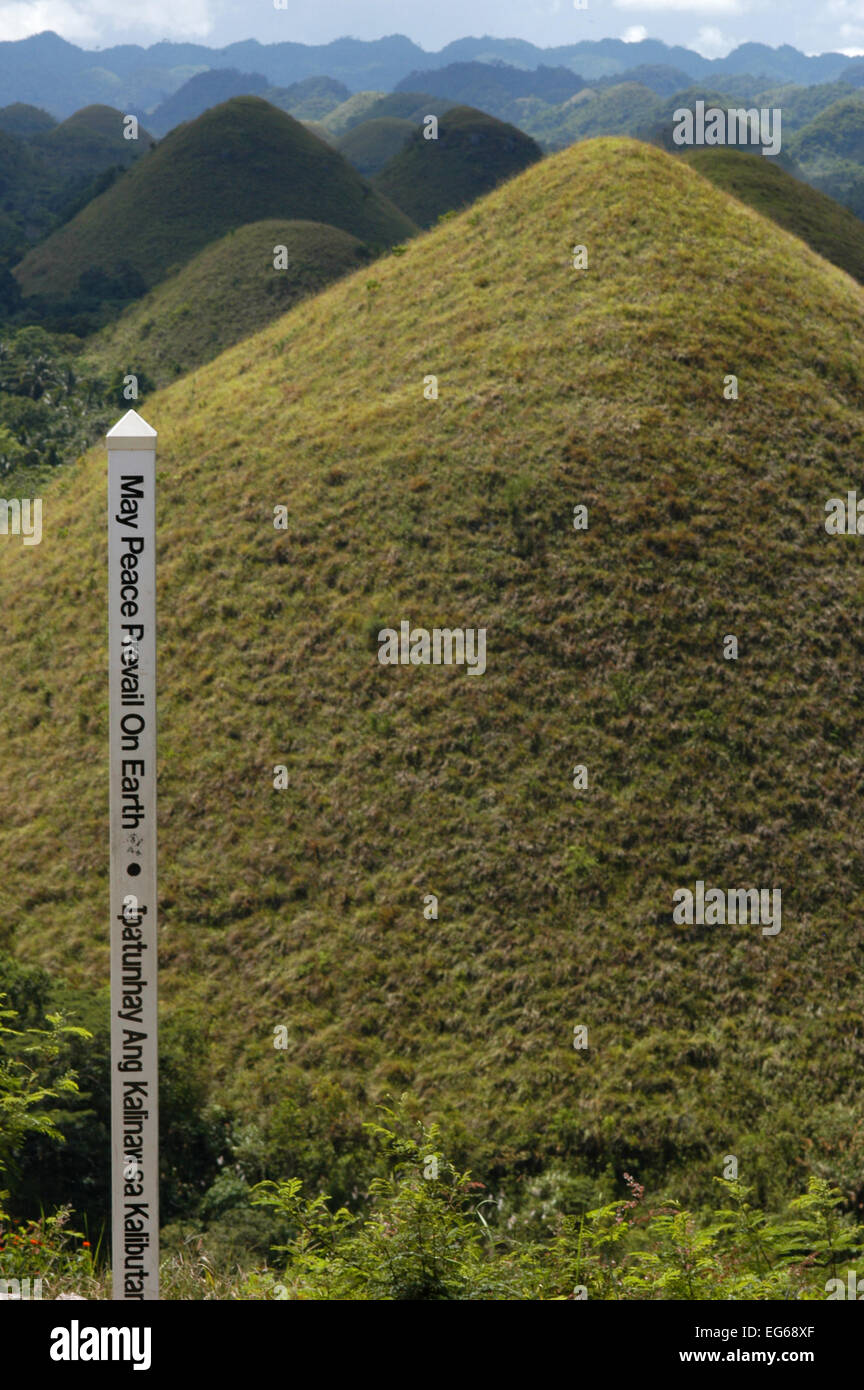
[
  {"xmin": 265, "ymin": 76, "xmax": 352, "ymax": 123},
  {"xmin": 0, "ymin": 326, "xmax": 114, "ymax": 489},
  {"xmin": 146, "ymin": 70, "xmax": 270, "ymax": 136},
  {"xmin": 375, "ymin": 105, "xmax": 541, "ymax": 226},
  {"xmin": 32, "ymin": 105, "xmax": 154, "ymax": 183},
  {"xmin": 2, "ymin": 138, "xmax": 864, "ymax": 1291},
  {"xmin": 392, "ymin": 60, "xmax": 584, "ymax": 122},
  {"xmin": 337, "ymin": 118, "xmax": 416, "ymax": 176},
  {"xmin": 0, "ymin": 103, "xmax": 56, "ymax": 136},
  {"xmin": 320, "ymin": 91, "xmax": 389, "ymax": 135},
  {"xmin": 521, "ymin": 81, "xmax": 661, "ymax": 148},
  {"xmin": 0, "ymin": 104, "xmax": 151, "ymax": 268},
  {"xmin": 13, "ymin": 97, "xmax": 417, "ymax": 303},
  {"xmin": 3, "ymin": 1091, "xmax": 861, "ymax": 1299},
  {"xmin": 320, "ymin": 92, "xmax": 459, "ymax": 137},
  {"xmin": 679, "ymin": 147, "xmax": 864, "ymax": 284},
  {"xmin": 0, "ymin": 993, "xmax": 89, "ymax": 1189},
  {"xmin": 788, "ymin": 95, "xmax": 864, "ymax": 217},
  {"xmin": 84, "ymin": 220, "xmax": 375, "ymax": 389},
  {"xmin": 791, "ymin": 94, "xmax": 864, "ymax": 164},
  {"xmin": 752, "ymin": 82, "xmax": 858, "ymax": 133}
]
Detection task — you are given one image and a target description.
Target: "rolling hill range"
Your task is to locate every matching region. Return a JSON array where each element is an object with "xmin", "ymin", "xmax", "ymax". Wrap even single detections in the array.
[
  {"xmin": 84, "ymin": 219, "xmax": 372, "ymax": 388},
  {"xmin": 374, "ymin": 106, "xmax": 542, "ymax": 227},
  {"xmin": 12, "ymin": 97, "xmax": 417, "ymax": 302},
  {"xmin": 2, "ymin": 138, "xmax": 864, "ymax": 1210},
  {"xmin": 0, "ymin": 103, "xmax": 152, "ymax": 264},
  {"xmin": 393, "ymin": 60, "xmax": 585, "ymax": 120},
  {"xmin": 679, "ymin": 147, "xmax": 864, "ymax": 284}
]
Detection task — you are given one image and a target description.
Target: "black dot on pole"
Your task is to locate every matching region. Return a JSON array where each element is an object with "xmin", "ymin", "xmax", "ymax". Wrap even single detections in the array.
[{"xmin": 127, "ymin": 863, "xmax": 141, "ymax": 877}]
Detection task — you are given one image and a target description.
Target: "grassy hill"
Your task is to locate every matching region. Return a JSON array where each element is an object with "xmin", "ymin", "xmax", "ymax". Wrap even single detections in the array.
[
  {"xmin": 84, "ymin": 219, "xmax": 372, "ymax": 387},
  {"xmin": 375, "ymin": 105, "xmax": 542, "ymax": 227},
  {"xmin": 2, "ymin": 138, "xmax": 864, "ymax": 1216},
  {"xmin": 13, "ymin": 97, "xmax": 417, "ymax": 301},
  {"xmin": 0, "ymin": 104, "xmax": 152, "ymax": 265},
  {"xmin": 679, "ymin": 147, "xmax": 864, "ymax": 284},
  {"xmin": 33, "ymin": 104, "xmax": 153, "ymax": 180},
  {"xmin": 337, "ymin": 117, "xmax": 416, "ymax": 175},
  {"xmin": 0, "ymin": 102, "xmax": 56, "ymax": 135}
]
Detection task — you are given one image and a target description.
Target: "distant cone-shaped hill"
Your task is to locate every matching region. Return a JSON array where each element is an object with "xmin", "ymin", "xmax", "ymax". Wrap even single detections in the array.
[
  {"xmin": 336, "ymin": 117, "xmax": 416, "ymax": 175},
  {"xmin": 13, "ymin": 97, "xmax": 417, "ymax": 300},
  {"xmin": 3, "ymin": 139, "xmax": 864, "ymax": 1201},
  {"xmin": 85, "ymin": 219, "xmax": 373, "ymax": 388},
  {"xmin": 374, "ymin": 105, "xmax": 542, "ymax": 226},
  {"xmin": 679, "ymin": 147, "xmax": 864, "ymax": 283},
  {"xmin": 0, "ymin": 102, "xmax": 56, "ymax": 135},
  {"xmin": 32, "ymin": 104, "xmax": 154, "ymax": 183}
]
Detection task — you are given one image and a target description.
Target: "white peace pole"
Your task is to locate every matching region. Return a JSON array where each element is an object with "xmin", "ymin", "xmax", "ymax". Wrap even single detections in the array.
[{"xmin": 107, "ymin": 409, "xmax": 159, "ymax": 1301}]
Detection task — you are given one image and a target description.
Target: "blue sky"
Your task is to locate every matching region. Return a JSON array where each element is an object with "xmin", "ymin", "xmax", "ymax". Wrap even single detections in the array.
[{"xmin": 0, "ymin": 0, "xmax": 858, "ymax": 59}]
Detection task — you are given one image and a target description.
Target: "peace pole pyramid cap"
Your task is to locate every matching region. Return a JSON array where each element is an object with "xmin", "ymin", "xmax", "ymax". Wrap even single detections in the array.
[{"xmin": 106, "ymin": 410, "xmax": 157, "ymax": 451}]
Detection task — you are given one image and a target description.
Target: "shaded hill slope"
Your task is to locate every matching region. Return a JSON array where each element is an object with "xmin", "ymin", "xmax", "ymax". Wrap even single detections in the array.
[
  {"xmin": 33, "ymin": 104, "xmax": 154, "ymax": 180},
  {"xmin": 264, "ymin": 76, "xmax": 351, "ymax": 123},
  {"xmin": 2, "ymin": 139, "xmax": 864, "ymax": 1205},
  {"xmin": 680, "ymin": 147, "xmax": 864, "ymax": 283},
  {"xmin": 336, "ymin": 117, "xmax": 415, "ymax": 175},
  {"xmin": 320, "ymin": 91, "xmax": 458, "ymax": 137},
  {"xmin": 13, "ymin": 97, "xmax": 417, "ymax": 300},
  {"xmin": 0, "ymin": 104, "xmax": 151, "ymax": 263},
  {"xmin": 84, "ymin": 219, "xmax": 372, "ymax": 388},
  {"xmin": 0, "ymin": 102, "xmax": 56, "ymax": 135},
  {"xmin": 375, "ymin": 105, "xmax": 542, "ymax": 226},
  {"xmin": 788, "ymin": 95, "xmax": 864, "ymax": 217}
]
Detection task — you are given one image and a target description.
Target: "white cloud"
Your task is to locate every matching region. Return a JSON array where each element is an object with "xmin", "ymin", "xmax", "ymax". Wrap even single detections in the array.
[
  {"xmin": 622, "ymin": 24, "xmax": 649, "ymax": 41},
  {"xmin": 689, "ymin": 23, "xmax": 737, "ymax": 55},
  {"xmin": 0, "ymin": 0, "xmax": 216, "ymax": 44}
]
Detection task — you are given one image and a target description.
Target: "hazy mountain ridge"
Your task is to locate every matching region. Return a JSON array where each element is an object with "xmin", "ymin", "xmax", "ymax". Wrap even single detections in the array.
[{"xmin": 0, "ymin": 30, "xmax": 860, "ymax": 118}]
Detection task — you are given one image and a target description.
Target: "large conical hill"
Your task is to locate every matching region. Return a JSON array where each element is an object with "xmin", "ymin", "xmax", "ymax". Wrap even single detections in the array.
[{"xmin": 2, "ymin": 139, "xmax": 863, "ymax": 1201}]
